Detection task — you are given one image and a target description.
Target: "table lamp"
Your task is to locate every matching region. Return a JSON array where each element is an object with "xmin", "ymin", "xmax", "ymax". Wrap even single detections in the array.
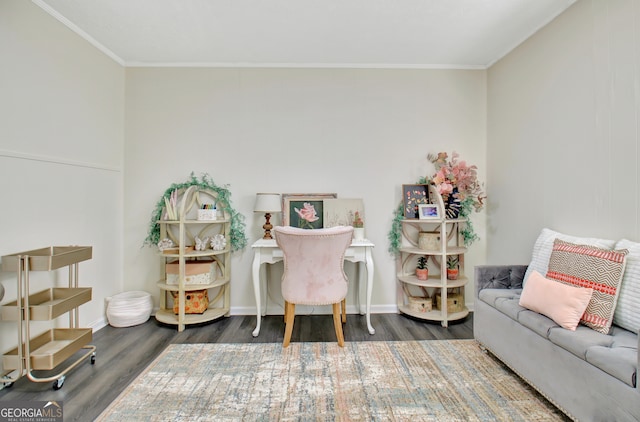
[{"xmin": 254, "ymin": 193, "xmax": 281, "ymax": 239}]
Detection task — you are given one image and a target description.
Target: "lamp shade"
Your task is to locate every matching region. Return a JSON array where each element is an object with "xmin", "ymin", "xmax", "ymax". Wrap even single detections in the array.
[{"xmin": 254, "ymin": 193, "xmax": 281, "ymax": 213}]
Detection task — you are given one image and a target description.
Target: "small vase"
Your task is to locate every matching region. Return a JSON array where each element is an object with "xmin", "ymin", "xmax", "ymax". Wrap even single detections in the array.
[
  {"xmin": 447, "ymin": 268, "xmax": 459, "ymax": 280},
  {"xmin": 353, "ymin": 227, "xmax": 365, "ymax": 241},
  {"xmin": 445, "ymin": 188, "xmax": 461, "ymax": 219}
]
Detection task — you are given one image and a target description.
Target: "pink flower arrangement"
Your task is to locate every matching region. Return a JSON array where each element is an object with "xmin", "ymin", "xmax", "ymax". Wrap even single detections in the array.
[{"xmin": 428, "ymin": 151, "xmax": 486, "ymax": 213}]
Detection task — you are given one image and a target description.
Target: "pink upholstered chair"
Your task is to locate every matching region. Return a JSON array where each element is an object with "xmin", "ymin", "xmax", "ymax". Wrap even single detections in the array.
[{"xmin": 274, "ymin": 225, "xmax": 354, "ymax": 347}]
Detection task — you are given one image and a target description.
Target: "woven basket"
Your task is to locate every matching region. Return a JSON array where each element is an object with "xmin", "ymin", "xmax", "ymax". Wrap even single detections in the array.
[
  {"xmin": 106, "ymin": 291, "xmax": 153, "ymax": 327},
  {"xmin": 435, "ymin": 293, "xmax": 464, "ymax": 313},
  {"xmin": 407, "ymin": 295, "xmax": 432, "ymax": 313}
]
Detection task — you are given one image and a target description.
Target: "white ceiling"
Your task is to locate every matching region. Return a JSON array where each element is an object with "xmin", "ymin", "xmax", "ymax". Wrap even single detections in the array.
[{"xmin": 34, "ymin": 0, "xmax": 576, "ymax": 68}]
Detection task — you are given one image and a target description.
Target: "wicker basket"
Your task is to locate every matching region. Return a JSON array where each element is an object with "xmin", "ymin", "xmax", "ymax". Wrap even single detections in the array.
[
  {"xmin": 407, "ymin": 295, "xmax": 432, "ymax": 313},
  {"xmin": 435, "ymin": 293, "xmax": 465, "ymax": 313}
]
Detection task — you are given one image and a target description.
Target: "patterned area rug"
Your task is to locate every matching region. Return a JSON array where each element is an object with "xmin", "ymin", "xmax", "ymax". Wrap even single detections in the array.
[{"xmin": 96, "ymin": 340, "xmax": 568, "ymax": 421}]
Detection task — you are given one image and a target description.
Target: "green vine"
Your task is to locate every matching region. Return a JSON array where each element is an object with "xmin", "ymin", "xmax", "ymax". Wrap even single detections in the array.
[
  {"xmin": 387, "ymin": 202, "xmax": 405, "ymax": 255},
  {"xmin": 144, "ymin": 173, "xmax": 247, "ymax": 252},
  {"xmin": 459, "ymin": 196, "xmax": 478, "ymax": 246}
]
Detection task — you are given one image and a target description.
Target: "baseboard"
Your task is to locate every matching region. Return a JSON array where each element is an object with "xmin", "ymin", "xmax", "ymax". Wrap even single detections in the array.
[
  {"xmin": 89, "ymin": 316, "xmax": 109, "ymax": 332},
  {"xmin": 230, "ymin": 303, "xmax": 399, "ymax": 316}
]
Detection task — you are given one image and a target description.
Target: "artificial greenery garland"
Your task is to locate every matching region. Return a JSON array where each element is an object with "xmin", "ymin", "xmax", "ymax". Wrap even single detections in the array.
[{"xmin": 144, "ymin": 173, "xmax": 247, "ymax": 252}]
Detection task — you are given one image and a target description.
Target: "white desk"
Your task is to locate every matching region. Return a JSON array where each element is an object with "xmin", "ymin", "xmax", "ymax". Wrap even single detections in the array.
[{"xmin": 251, "ymin": 238, "xmax": 375, "ymax": 337}]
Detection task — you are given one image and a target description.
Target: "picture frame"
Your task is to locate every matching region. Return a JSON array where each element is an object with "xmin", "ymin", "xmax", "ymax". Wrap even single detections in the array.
[
  {"xmin": 323, "ymin": 198, "xmax": 364, "ymax": 228},
  {"xmin": 402, "ymin": 184, "xmax": 430, "ymax": 219},
  {"xmin": 418, "ymin": 203, "xmax": 439, "ymax": 220},
  {"xmin": 282, "ymin": 193, "xmax": 337, "ymax": 229}
]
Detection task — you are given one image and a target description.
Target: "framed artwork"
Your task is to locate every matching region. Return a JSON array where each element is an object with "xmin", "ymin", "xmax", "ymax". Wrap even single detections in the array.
[
  {"xmin": 402, "ymin": 184, "xmax": 430, "ymax": 219},
  {"xmin": 418, "ymin": 204, "xmax": 439, "ymax": 219},
  {"xmin": 323, "ymin": 198, "xmax": 364, "ymax": 228},
  {"xmin": 282, "ymin": 193, "xmax": 337, "ymax": 229}
]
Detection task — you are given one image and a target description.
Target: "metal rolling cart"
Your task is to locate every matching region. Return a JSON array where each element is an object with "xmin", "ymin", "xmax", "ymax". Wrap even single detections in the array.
[{"xmin": 1, "ymin": 246, "xmax": 96, "ymax": 390}]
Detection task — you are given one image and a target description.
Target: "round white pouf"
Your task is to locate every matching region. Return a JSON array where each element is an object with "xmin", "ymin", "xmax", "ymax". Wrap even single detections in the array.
[{"xmin": 106, "ymin": 291, "xmax": 153, "ymax": 327}]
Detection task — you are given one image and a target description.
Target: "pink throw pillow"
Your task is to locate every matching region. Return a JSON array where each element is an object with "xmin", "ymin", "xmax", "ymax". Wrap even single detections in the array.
[{"xmin": 519, "ymin": 270, "xmax": 594, "ymax": 331}]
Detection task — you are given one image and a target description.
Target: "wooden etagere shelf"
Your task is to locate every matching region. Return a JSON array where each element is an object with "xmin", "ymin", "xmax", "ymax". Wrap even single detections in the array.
[
  {"xmin": 155, "ymin": 185, "xmax": 231, "ymax": 332},
  {"xmin": 396, "ymin": 185, "xmax": 469, "ymax": 327}
]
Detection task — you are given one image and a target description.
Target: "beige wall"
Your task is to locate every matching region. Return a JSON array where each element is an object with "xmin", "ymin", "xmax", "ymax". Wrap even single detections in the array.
[
  {"xmin": 0, "ymin": 0, "xmax": 125, "ymax": 354},
  {"xmin": 124, "ymin": 68, "xmax": 487, "ymax": 315},
  {"xmin": 487, "ymin": 0, "xmax": 640, "ymax": 263}
]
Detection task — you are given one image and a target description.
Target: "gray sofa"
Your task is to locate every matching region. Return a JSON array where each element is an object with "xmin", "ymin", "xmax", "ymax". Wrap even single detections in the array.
[{"xmin": 474, "ymin": 265, "xmax": 640, "ymax": 422}]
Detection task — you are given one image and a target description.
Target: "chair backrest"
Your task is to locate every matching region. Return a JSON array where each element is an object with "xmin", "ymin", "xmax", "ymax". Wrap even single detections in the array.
[{"xmin": 274, "ymin": 225, "xmax": 354, "ymax": 305}]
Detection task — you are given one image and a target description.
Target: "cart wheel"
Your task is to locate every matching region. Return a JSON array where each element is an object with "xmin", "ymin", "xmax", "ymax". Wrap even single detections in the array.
[
  {"xmin": 91, "ymin": 352, "xmax": 96, "ymax": 364},
  {"xmin": 53, "ymin": 376, "xmax": 65, "ymax": 390}
]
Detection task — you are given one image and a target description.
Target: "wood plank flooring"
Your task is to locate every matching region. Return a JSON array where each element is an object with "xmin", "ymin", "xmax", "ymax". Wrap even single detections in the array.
[{"xmin": 0, "ymin": 313, "xmax": 473, "ymax": 421}]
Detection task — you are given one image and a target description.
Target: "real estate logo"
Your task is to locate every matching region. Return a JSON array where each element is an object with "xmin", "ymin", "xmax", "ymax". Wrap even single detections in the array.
[{"xmin": 0, "ymin": 401, "xmax": 63, "ymax": 422}]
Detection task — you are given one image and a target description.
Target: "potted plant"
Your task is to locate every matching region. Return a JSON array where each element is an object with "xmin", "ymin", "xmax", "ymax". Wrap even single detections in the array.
[
  {"xmin": 447, "ymin": 256, "xmax": 459, "ymax": 280},
  {"xmin": 352, "ymin": 211, "xmax": 365, "ymax": 240},
  {"xmin": 416, "ymin": 256, "xmax": 429, "ymax": 281}
]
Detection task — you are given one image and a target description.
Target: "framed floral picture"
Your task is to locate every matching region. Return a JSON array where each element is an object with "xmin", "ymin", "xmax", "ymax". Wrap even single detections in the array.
[
  {"xmin": 402, "ymin": 184, "xmax": 430, "ymax": 219},
  {"xmin": 282, "ymin": 193, "xmax": 337, "ymax": 229}
]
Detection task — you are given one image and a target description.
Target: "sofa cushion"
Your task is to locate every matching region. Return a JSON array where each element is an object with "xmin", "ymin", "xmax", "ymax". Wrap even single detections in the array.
[
  {"xmin": 548, "ymin": 325, "xmax": 614, "ymax": 359},
  {"xmin": 517, "ymin": 309, "xmax": 559, "ymax": 339},
  {"xmin": 478, "ymin": 288, "xmax": 524, "ymax": 321},
  {"xmin": 547, "ymin": 239, "xmax": 628, "ymax": 334},
  {"xmin": 520, "ymin": 270, "xmax": 593, "ymax": 330},
  {"xmin": 548, "ymin": 325, "xmax": 637, "ymax": 387},
  {"xmin": 587, "ymin": 346, "xmax": 637, "ymax": 388},
  {"xmin": 613, "ymin": 239, "xmax": 640, "ymax": 333},
  {"xmin": 523, "ymin": 228, "xmax": 616, "ymax": 286},
  {"xmin": 593, "ymin": 327, "xmax": 637, "ymax": 388}
]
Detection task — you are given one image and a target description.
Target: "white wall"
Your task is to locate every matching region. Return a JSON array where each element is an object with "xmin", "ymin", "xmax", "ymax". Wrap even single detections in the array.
[
  {"xmin": 487, "ymin": 0, "xmax": 640, "ymax": 263},
  {"xmin": 1, "ymin": 1, "xmax": 489, "ymax": 337},
  {"xmin": 124, "ymin": 68, "xmax": 487, "ymax": 315},
  {"xmin": 0, "ymin": 0, "xmax": 124, "ymax": 356}
]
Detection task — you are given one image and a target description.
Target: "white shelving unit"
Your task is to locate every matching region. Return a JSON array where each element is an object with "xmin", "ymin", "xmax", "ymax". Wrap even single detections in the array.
[
  {"xmin": 1, "ymin": 246, "xmax": 96, "ymax": 390},
  {"xmin": 155, "ymin": 186, "xmax": 231, "ymax": 332},
  {"xmin": 396, "ymin": 185, "xmax": 469, "ymax": 327}
]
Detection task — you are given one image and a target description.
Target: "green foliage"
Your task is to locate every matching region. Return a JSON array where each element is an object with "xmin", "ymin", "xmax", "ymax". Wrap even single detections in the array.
[
  {"xmin": 417, "ymin": 256, "xmax": 427, "ymax": 269},
  {"xmin": 387, "ymin": 202, "xmax": 404, "ymax": 255},
  {"xmin": 144, "ymin": 172, "xmax": 247, "ymax": 252},
  {"xmin": 447, "ymin": 255, "xmax": 459, "ymax": 269},
  {"xmin": 459, "ymin": 196, "xmax": 479, "ymax": 247}
]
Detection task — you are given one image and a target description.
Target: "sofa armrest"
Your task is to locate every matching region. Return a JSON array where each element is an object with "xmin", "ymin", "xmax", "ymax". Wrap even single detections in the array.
[{"xmin": 475, "ymin": 265, "xmax": 528, "ymax": 298}]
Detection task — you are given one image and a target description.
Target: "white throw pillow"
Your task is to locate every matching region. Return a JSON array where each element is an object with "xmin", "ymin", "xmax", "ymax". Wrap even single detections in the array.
[
  {"xmin": 613, "ymin": 239, "xmax": 640, "ymax": 333},
  {"xmin": 523, "ymin": 228, "xmax": 616, "ymax": 285}
]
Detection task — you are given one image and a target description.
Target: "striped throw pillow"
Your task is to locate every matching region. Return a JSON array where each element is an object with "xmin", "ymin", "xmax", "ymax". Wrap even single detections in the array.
[
  {"xmin": 546, "ymin": 239, "xmax": 628, "ymax": 334},
  {"xmin": 523, "ymin": 228, "xmax": 616, "ymax": 286}
]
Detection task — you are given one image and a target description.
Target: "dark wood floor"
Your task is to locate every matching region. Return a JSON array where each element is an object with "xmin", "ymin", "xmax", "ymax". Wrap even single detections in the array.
[{"xmin": 0, "ymin": 312, "xmax": 473, "ymax": 421}]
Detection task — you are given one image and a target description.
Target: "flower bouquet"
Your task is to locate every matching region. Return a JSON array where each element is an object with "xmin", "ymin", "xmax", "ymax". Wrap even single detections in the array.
[{"xmin": 428, "ymin": 151, "xmax": 485, "ymax": 218}]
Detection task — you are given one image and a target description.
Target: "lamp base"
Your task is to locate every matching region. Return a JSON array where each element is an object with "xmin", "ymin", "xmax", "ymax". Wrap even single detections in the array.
[{"xmin": 262, "ymin": 213, "xmax": 274, "ymax": 239}]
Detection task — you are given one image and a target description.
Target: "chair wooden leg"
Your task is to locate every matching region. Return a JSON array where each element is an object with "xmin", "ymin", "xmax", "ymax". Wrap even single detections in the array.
[
  {"xmin": 341, "ymin": 298, "xmax": 346, "ymax": 324},
  {"xmin": 283, "ymin": 302, "xmax": 296, "ymax": 348},
  {"xmin": 332, "ymin": 303, "xmax": 345, "ymax": 347},
  {"xmin": 284, "ymin": 300, "xmax": 288, "ymax": 323}
]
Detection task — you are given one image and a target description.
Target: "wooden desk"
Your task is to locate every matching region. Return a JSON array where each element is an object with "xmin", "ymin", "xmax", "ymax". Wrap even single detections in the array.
[{"xmin": 251, "ymin": 238, "xmax": 375, "ymax": 337}]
